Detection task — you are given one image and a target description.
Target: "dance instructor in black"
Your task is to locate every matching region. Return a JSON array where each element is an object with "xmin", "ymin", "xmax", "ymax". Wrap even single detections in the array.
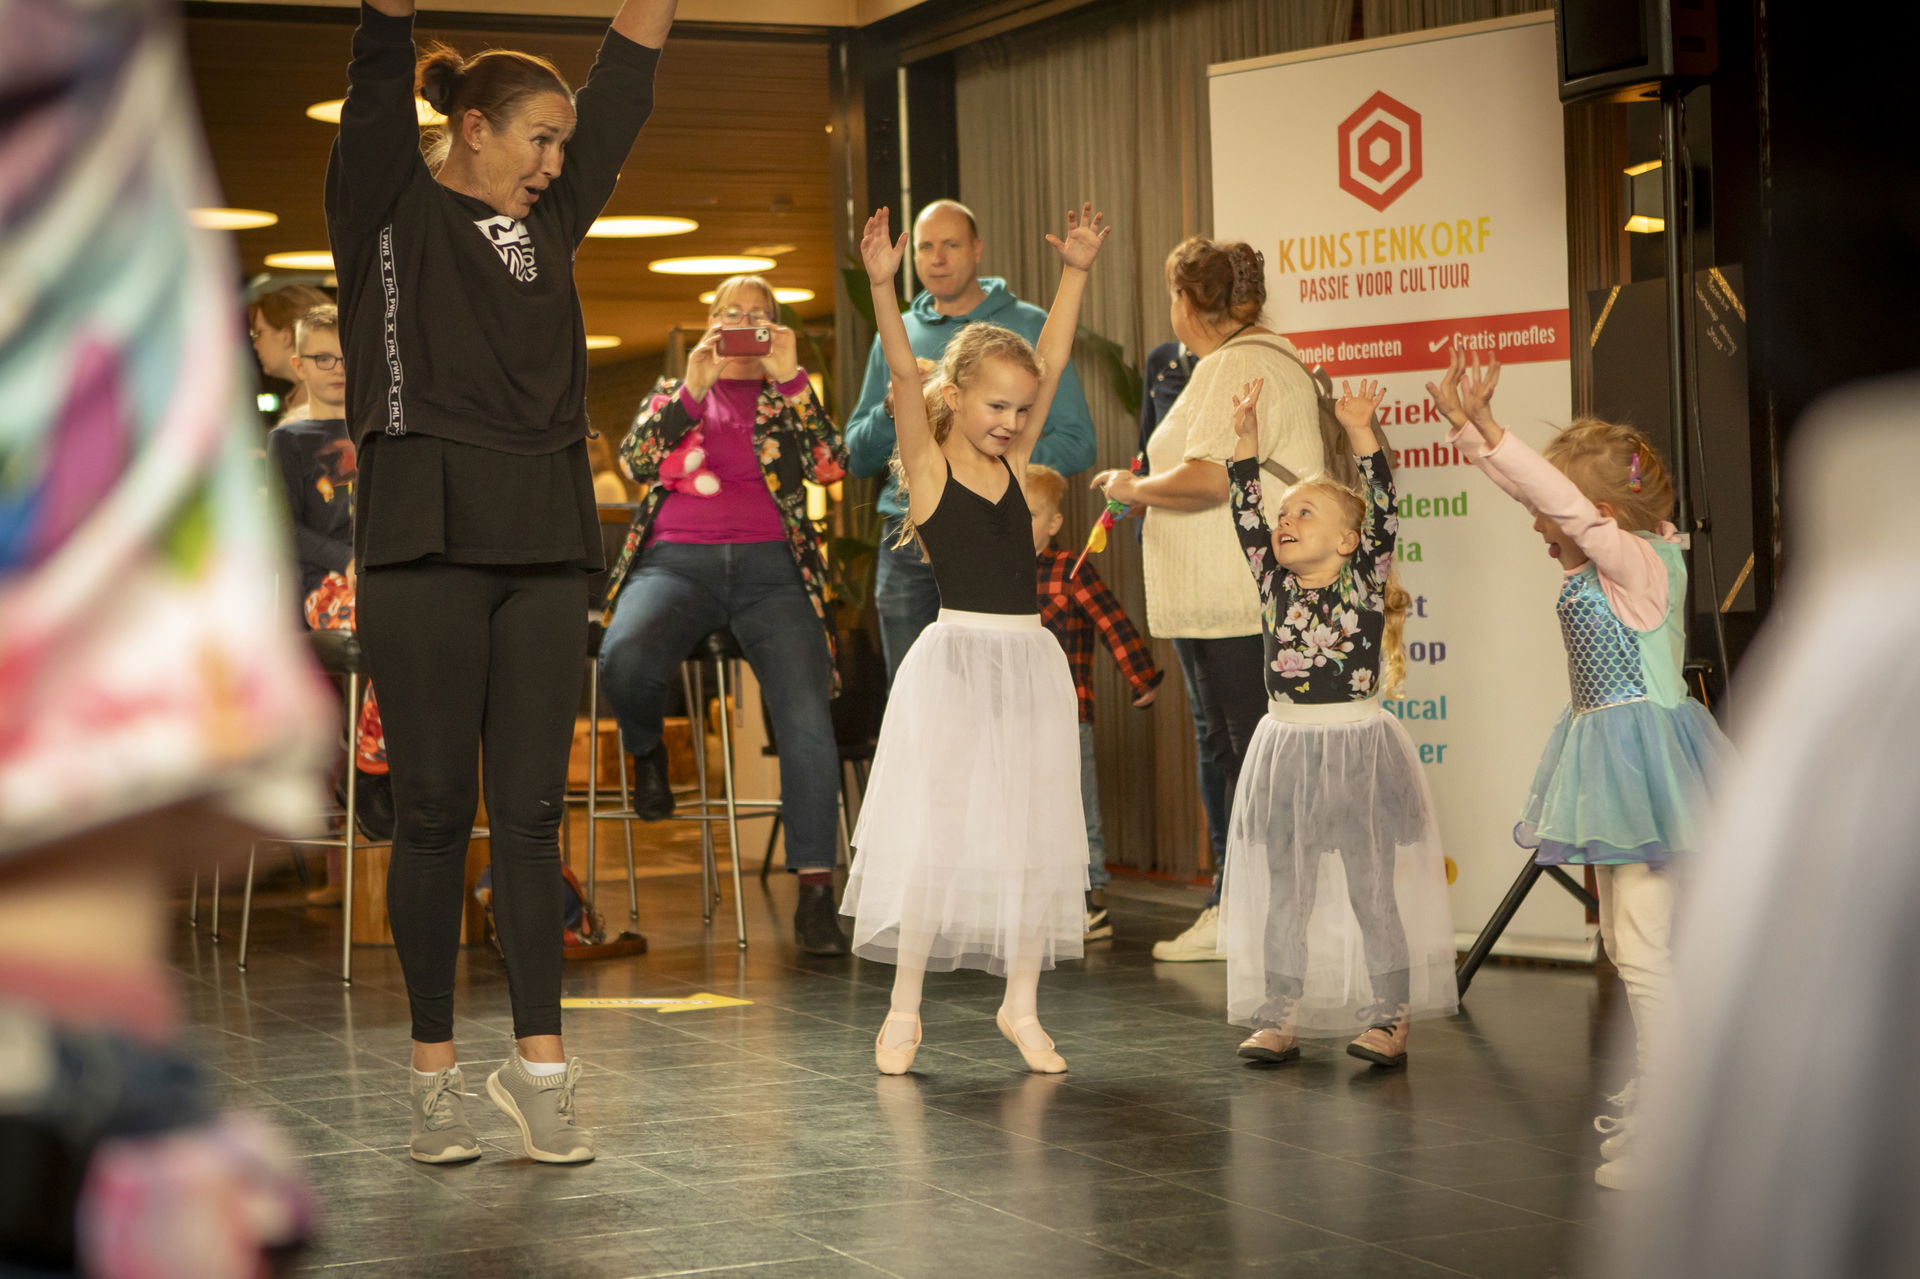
[{"xmin": 327, "ymin": 0, "xmax": 676, "ymax": 1165}]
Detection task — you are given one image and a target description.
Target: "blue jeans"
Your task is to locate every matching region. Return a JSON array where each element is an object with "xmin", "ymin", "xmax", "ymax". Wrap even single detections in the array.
[
  {"xmin": 1079, "ymin": 721, "xmax": 1109, "ymax": 890},
  {"xmin": 873, "ymin": 517, "xmax": 942, "ymax": 684},
  {"xmin": 1172, "ymin": 634, "xmax": 1267, "ymax": 908},
  {"xmin": 599, "ymin": 541, "xmax": 839, "ymax": 871}
]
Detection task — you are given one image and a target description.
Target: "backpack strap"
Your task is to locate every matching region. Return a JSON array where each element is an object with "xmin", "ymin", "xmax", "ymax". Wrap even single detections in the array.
[{"xmin": 1220, "ymin": 336, "xmax": 1327, "ymax": 489}]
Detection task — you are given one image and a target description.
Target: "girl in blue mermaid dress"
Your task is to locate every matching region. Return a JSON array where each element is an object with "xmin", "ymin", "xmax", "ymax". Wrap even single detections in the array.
[{"xmin": 1429, "ymin": 350, "xmax": 1730, "ymax": 1191}]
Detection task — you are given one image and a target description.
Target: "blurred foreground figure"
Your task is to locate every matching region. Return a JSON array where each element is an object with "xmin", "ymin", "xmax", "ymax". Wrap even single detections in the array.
[
  {"xmin": 0, "ymin": 0, "xmax": 331, "ymax": 1273},
  {"xmin": 1619, "ymin": 379, "xmax": 1920, "ymax": 1277}
]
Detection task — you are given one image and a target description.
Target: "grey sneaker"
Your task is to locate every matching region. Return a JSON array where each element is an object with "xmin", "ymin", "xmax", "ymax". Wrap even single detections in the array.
[
  {"xmin": 486, "ymin": 1056, "xmax": 594, "ymax": 1164},
  {"xmin": 409, "ymin": 1066, "xmax": 482, "ymax": 1164}
]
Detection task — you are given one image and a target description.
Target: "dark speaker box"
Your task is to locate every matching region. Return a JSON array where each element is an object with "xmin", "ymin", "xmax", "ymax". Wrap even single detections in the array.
[{"xmin": 1555, "ymin": 0, "xmax": 1718, "ymax": 103}]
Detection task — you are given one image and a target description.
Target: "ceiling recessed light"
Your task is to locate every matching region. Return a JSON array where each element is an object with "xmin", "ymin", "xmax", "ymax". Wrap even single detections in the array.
[
  {"xmin": 585, "ymin": 335, "xmax": 623, "ymax": 350},
  {"xmin": 306, "ymin": 97, "xmax": 444, "ymax": 126},
  {"xmin": 264, "ymin": 251, "xmax": 335, "ymax": 270},
  {"xmin": 587, "ymin": 216, "xmax": 699, "ymax": 238},
  {"xmin": 741, "ymin": 243, "xmax": 798, "ymax": 257},
  {"xmin": 649, "ymin": 255, "xmax": 777, "ymax": 275},
  {"xmin": 192, "ymin": 207, "xmax": 280, "ymax": 231},
  {"xmin": 699, "ymin": 287, "xmax": 816, "ymax": 305}
]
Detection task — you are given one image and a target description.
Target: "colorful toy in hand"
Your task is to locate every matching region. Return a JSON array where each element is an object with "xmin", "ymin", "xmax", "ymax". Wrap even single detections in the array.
[
  {"xmin": 659, "ymin": 428, "xmax": 721, "ymax": 497},
  {"xmin": 1070, "ymin": 452, "xmax": 1145, "ymax": 578}
]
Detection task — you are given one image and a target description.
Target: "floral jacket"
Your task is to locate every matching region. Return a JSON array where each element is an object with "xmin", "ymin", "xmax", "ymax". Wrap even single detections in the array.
[
  {"xmin": 604, "ymin": 373, "xmax": 849, "ymax": 693},
  {"xmin": 1228, "ymin": 450, "xmax": 1397, "ymax": 704}
]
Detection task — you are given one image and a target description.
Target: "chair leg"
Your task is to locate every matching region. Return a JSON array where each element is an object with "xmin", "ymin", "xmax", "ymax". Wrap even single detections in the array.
[
  {"xmin": 837, "ymin": 766, "xmax": 854, "ymax": 869},
  {"xmin": 189, "ymin": 870, "xmax": 200, "ymax": 928},
  {"xmin": 238, "ymin": 845, "xmax": 259, "ymax": 971},
  {"xmin": 342, "ymin": 672, "xmax": 359, "ymax": 986},
  {"xmin": 688, "ymin": 662, "xmax": 717, "ymax": 924},
  {"xmin": 210, "ymin": 867, "xmax": 221, "ymax": 942},
  {"xmin": 713, "ymin": 657, "xmax": 749, "ymax": 951},
  {"xmin": 617, "ymin": 742, "xmax": 639, "ymax": 930},
  {"xmin": 585, "ymin": 659, "xmax": 599, "ymax": 920},
  {"xmin": 759, "ymin": 815, "xmax": 781, "ymax": 885}
]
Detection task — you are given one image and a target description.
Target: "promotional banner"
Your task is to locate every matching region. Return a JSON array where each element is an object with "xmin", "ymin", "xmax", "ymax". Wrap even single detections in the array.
[{"xmin": 1211, "ymin": 14, "xmax": 1590, "ymax": 955}]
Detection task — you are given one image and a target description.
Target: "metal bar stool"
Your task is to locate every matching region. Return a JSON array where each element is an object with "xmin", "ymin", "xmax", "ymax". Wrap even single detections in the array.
[
  {"xmin": 580, "ymin": 618, "xmax": 641, "ymax": 935},
  {"xmin": 235, "ymin": 628, "xmax": 487, "ymax": 983},
  {"xmin": 585, "ymin": 630, "xmax": 776, "ymax": 950}
]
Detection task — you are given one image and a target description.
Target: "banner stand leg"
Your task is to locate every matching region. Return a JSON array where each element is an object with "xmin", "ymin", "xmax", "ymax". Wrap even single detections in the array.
[{"xmin": 1456, "ymin": 852, "xmax": 1600, "ymax": 999}]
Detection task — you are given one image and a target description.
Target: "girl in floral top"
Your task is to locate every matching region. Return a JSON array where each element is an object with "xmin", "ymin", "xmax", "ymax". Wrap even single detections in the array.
[{"xmin": 1218, "ymin": 378, "xmax": 1457, "ymax": 1068}]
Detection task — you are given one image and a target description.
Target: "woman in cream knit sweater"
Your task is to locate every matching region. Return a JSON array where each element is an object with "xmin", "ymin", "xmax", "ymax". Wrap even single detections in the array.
[{"xmin": 1092, "ymin": 237, "xmax": 1320, "ymax": 960}]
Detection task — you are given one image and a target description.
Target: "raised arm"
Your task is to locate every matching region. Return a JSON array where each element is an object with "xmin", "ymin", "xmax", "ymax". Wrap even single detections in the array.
[
  {"xmin": 1428, "ymin": 348, "xmax": 1528, "ymax": 506},
  {"xmin": 1336, "ymin": 378, "xmax": 1397, "ymax": 566},
  {"xmin": 1433, "ymin": 353, "xmax": 1665, "ymax": 622},
  {"xmin": 1225, "ymin": 379, "xmax": 1278, "ymax": 600},
  {"xmin": 1016, "ymin": 203, "xmax": 1109, "ymax": 471},
  {"xmin": 551, "ymin": 1, "xmax": 673, "ymax": 243},
  {"xmin": 326, "ymin": 1, "xmax": 426, "ymax": 233},
  {"xmin": 611, "ymin": 0, "xmax": 677, "ymax": 45},
  {"xmin": 861, "ymin": 209, "xmax": 944, "ymax": 517}
]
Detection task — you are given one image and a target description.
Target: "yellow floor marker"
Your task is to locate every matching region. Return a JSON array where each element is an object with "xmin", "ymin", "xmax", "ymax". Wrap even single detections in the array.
[{"xmin": 560, "ymin": 993, "xmax": 753, "ymax": 1014}]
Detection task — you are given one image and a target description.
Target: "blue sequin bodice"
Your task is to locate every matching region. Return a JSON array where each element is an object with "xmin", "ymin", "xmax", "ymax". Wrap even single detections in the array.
[{"xmin": 1557, "ymin": 567, "xmax": 1648, "ymax": 713}]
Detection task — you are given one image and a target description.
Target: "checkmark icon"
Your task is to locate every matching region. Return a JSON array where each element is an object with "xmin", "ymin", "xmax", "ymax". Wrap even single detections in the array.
[{"xmin": 1428, "ymin": 335, "xmax": 1452, "ymax": 353}]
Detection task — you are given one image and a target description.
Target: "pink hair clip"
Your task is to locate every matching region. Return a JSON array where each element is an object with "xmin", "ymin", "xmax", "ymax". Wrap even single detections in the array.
[{"xmin": 1628, "ymin": 452, "xmax": 1643, "ymax": 493}]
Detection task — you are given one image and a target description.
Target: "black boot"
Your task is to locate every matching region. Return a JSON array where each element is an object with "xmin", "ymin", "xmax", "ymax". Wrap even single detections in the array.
[
  {"xmin": 632, "ymin": 746, "xmax": 674, "ymax": 821},
  {"xmin": 794, "ymin": 882, "xmax": 850, "ymax": 956}
]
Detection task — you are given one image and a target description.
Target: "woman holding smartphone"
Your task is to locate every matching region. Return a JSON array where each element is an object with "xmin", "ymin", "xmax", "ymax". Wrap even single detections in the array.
[{"xmin": 598, "ymin": 274, "xmax": 851, "ymax": 954}]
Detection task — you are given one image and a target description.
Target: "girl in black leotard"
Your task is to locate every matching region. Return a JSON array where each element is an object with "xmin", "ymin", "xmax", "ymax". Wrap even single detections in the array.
[{"xmin": 842, "ymin": 203, "xmax": 1111, "ymax": 1077}]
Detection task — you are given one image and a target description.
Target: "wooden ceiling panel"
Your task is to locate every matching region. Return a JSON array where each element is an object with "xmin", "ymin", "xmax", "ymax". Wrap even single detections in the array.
[{"xmin": 185, "ymin": 14, "xmax": 836, "ymax": 363}]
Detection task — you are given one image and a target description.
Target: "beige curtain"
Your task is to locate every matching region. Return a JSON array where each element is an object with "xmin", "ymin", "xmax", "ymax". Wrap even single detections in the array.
[
  {"xmin": 953, "ymin": 0, "xmax": 1355, "ymax": 880},
  {"xmin": 1360, "ymin": 0, "xmax": 1545, "ymax": 33}
]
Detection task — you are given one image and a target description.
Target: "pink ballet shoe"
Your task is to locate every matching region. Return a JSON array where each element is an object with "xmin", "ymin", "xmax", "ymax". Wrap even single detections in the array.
[
  {"xmin": 996, "ymin": 1011, "xmax": 1067, "ymax": 1074},
  {"xmin": 875, "ymin": 1014, "xmax": 921, "ymax": 1075}
]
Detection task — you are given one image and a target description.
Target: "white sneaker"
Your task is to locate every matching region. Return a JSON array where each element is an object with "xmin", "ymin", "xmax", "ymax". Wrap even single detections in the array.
[
  {"xmin": 1152, "ymin": 905, "xmax": 1224, "ymax": 962},
  {"xmin": 1594, "ymin": 1078, "xmax": 1637, "ymax": 1162},
  {"xmin": 1594, "ymin": 1153, "xmax": 1636, "ymax": 1190},
  {"xmin": 1084, "ymin": 906, "xmax": 1113, "ymax": 941}
]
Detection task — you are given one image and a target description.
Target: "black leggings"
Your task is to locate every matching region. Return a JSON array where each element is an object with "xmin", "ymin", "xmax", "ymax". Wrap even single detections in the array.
[
  {"xmin": 1177, "ymin": 634, "xmax": 1268, "ymax": 904},
  {"xmin": 1256, "ymin": 848, "xmax": 1412, "ymax": 1024},
  {"xmin": 357, "ymin": 561, "xmax": 587, "ymax": 1043}
]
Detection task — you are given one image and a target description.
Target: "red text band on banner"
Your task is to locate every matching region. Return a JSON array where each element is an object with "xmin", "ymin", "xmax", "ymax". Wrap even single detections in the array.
[{"xmin": 1285, "ymin": 309, "xmax": 1571, "ymax": 377}]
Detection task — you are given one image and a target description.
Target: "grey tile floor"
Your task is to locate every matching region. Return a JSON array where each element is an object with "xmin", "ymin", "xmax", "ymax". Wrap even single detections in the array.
[{"xmin": 176, "ymin": 869, "xmax": 1626, "ymax": 1277}]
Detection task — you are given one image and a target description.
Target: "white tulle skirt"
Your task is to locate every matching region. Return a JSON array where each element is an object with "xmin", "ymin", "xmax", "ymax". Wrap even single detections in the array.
[
  {"xmin": 1222, "ymin": 700, "xmax": 1458, "ymax": 1035},
  {"xmin": 842, "ymin": 610, "xmax": 1089, "ymax": 975}
]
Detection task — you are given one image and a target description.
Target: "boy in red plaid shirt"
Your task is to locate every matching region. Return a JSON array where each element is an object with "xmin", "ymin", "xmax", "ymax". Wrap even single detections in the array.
[{"xmin": 1026, "ymin": 464, "xmax": 1163, "ymax": 940}]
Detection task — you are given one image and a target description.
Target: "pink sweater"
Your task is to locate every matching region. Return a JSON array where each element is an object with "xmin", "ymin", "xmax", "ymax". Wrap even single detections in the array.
[
  {"xmin": 651, "ymin": 371, "xmax": 809, "ymax": 545},
  {"xmin": 1448, "ymin": 422, "xmax": 1678, "ymax": 630}
]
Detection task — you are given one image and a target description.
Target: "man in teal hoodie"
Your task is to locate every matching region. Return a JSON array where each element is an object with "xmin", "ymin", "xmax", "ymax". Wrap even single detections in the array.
[{"xmin": 845, "ymin": 199, "xmax": 1097, "ymax": 679}]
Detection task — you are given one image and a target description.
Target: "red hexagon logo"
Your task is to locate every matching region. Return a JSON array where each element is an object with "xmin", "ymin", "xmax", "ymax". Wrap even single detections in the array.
[{"xmin": 1338, "ymin": 91, "xmax": 1423, "ymax": 212}]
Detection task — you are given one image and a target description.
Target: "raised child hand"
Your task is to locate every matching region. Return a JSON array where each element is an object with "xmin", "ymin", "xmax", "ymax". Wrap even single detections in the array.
[
  {"xmin": 860, "ymin": 208, "xmax": 907, "ymax": 285},
  {"xmin": 1424, "ymin": 346, "xmax": 1469, "ymax": 429},
  {"xmin": 1231, "ymin": 377, "xmax": 1265, "ymax": 442},
  {"xmin": 1460, "ymin": 353, "xmax": 1501, "ymax": 429},
  {"xmin": 1045, "ymin": 202, "xmax": 1111, "ymax": 271},
  {"xmin": 1334, "ymin": 378, "xmax": 1387, "ymax": 435}
]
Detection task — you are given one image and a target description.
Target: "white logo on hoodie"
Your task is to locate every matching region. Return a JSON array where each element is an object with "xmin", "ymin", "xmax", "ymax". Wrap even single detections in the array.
[{"xmin": 474, "ymin": 215, "xmax": 538, "ymax": 283}]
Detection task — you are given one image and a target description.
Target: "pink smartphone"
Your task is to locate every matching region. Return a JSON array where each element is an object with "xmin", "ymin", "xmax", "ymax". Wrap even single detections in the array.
[{"xmin": 716, "ymin": 326, "xmax": 772, "ymax": 358}]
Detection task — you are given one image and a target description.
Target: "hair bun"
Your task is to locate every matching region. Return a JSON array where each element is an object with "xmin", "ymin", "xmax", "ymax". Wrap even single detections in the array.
[{"xmin": 415, "ymin": 44, "xmax": 467, "ymax": 116}]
